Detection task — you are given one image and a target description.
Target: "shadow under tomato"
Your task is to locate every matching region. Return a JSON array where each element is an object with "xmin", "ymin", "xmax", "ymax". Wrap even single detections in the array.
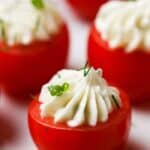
[{"xmin": 0, "ymin": 114, "xmax": 16, "ymax": 146}]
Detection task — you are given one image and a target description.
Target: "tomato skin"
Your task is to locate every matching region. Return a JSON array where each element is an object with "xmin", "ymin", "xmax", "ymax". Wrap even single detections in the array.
[
  {"xmin": 67, "ymin": 0, "xmax": 107, "ymax": 20},
  {"xmin": 0, "ymin": 23, "xmax": 69, "ymax": 97},
  {"xmin": 88, "ymin": 26, "xmax": 150, "ymax": 103},
  {"xmin": 28, "ymin": 90, "xmax": 131, "ymax": 150}
]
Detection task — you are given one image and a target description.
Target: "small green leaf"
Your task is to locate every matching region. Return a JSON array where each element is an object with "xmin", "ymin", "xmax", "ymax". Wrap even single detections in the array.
[
  {"xmin": 84, "ymin": 67, "xmax": 91, "ymax": 77},
  {"xmin": 62, "ymin": 82, "xmax": 69, "ymax": 91},
  {"xmin": 48, "ymin": 82, "xmax": 70, "ymax": 97},
  {"xmin": 79, "ymin": 62, "xmax": 91, "ymax": 77},
  {"xmin": 48, "ymin": 86, "xmax": 56, "ymax": 96},
  {"xmin": 57, "ymin": 91, "xmax": 63, "ymax": 96},
  {"xmin": 31, "ymin": 0, "xmax": 44, "ymax": 10}
]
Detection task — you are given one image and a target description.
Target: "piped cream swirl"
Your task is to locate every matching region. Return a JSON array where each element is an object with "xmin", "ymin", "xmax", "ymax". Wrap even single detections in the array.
[
  {"xmin": 0, "ymin": 0, "xmax": 62, "ymax": 46},
  {"xmin": 39, "ymin": 68, "xmax": 121, "ymax": 127},
  {"xmin": 95, "ymin": 0, "xmax": 150, "ymax": 52}
]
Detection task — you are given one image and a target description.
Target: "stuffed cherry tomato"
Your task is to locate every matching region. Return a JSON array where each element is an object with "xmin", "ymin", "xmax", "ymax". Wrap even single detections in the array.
[
  {"xmin": 88, "ymin": 0, "xmax": 150, "ymax": 102},
  {"xmin": 67, "ymin": 0, "xmax": 108, "ymax": 20},
  {"xmin": 0, "ymin": 0, "xmax": 69, "ymax": 97},
  {"xmin": 28, "ymin": 66, "xmax": 131, "ymax": 150}
]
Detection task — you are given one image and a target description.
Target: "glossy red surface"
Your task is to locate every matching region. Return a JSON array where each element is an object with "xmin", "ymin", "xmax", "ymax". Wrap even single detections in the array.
[
  {"xmin": 88, "ymin": 26, "xmax": 150, "ymax": 103},
  {"xmin": 0, "ymin": 23, "xmax": 69, "ymax": 97},
  {"xmin": 28, "ymin": 90, "xmax": 131, "ymax": 150},
  {"xmin": 67, "ymin": 0, "xmax": 107, "ymax": 20}
]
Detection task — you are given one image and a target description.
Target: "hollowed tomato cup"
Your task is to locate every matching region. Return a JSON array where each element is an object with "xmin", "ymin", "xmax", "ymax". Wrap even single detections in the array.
[
  {"xmin": 28, "ymin": 89, "xmax": 131, "ymax": 150},
  {"xmin": 88, "ymin": 26, "xmax": 150, "ymax": 103},
  {"xmin": 0, "ymin": 23, "xmax": 69, "ymax": 97},
  {"xmin": 67, "ymin": 0, "xmax": 107, "ymax": 21}
]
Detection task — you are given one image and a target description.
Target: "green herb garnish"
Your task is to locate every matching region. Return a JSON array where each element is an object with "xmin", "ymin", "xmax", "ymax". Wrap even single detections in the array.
[
  {"xmin": 48, "ymin": 82, "xmax": 69, "ymax": 96},
  {"xmin": 31, "ymin": 0, "xmax": 44, "ymax": 10},
  {"xmin": 63, "ymin": 82, "xmax": 70, "ymax": 91},
  {"xmin": 79, "ymin": 62, "xmax": 91, "ymax": 77},
  {"xmin": 112, "ymin": 95, "xmax": 120, "ymax": 109}
]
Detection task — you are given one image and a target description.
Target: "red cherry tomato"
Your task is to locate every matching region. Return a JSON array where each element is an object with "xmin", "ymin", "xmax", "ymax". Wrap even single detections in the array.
[
  {"xmin": 28, "ymin": 89, "xmax": 131, "ymax": 150},
  {"xmin": 88, "ymin": 25, "xmax": 150, "ymax": 103},
  {"xmin": 0, "ymin": 23, "xmax": 69, "ymax": 97},
  {"xmin": 67, "ymin": 0, "xmax": 107, "ymax": 20}
]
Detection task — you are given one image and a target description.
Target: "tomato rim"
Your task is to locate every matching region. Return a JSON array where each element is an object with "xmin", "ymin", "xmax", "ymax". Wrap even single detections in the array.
[
  {"xmin": 91, "ymin": 25, "xmax": 150, "ymax": 54},
  {"xmin": 0, "ymin": 23, "xmax": 67, "ymax": 56},
  {"xmin": 28, "ymin": 88, "xmax": 131, "ymax": 132}
]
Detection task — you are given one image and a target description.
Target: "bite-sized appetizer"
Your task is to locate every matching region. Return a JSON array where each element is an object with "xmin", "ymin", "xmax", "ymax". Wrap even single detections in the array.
[
  {"xmin": 28, "ymin": 65, "xmax": 131, "ymax": 150},
  {"xmin": 88, "ymin": 0, "xmax": 150, "ymax": 102},
  {"xmin": 0, "ymin": 0, "xmax": 69, "ymax": 97},
  {"xmin": 67, "ymin": 0, "xmax": 107, "ymax": 20}
]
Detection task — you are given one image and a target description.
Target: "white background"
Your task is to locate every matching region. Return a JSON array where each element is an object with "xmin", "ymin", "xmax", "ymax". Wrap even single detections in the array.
[{"xmin": 0, "ymin": 0, "xmax": 150, "ymax": 149}]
